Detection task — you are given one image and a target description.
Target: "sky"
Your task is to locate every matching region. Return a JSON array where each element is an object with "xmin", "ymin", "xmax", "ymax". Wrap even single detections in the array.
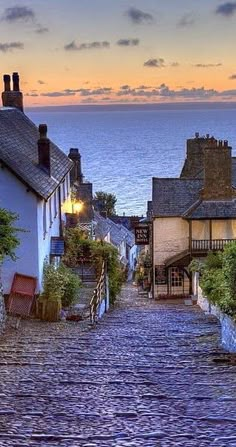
[{"xmin": 1, "ymin": 0, "xmax": 236, "ymax": 106}]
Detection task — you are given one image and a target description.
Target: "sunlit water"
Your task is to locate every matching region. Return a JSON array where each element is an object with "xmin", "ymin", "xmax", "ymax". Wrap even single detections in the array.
[{"xmin": 28, "ymin": 107, "xmax": 236, "ymax": 215}]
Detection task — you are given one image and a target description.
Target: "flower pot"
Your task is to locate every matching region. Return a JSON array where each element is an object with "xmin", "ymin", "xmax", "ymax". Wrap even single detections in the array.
[
  {"xmin": 44, "ymin": 300, "xmax": 61, "ymax": 322},
  {"xmin": 37, "ymin": 297, "xmax": 61, "ymax": 322}
]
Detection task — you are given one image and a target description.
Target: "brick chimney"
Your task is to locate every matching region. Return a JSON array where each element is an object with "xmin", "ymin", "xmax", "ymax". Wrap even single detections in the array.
[
  {"xmin": 201, "ymin": 139, "xmax": 233, "ymax": 200},
  {"xmin": 180, "ymin": 133, "xmax": 217, "ymax": 178},
  {"xmin": 38, "ymin": 124, "xmax": 51, "ymax": 176},
  {"xmin": 68, "ymin": 148, "xmax": 83, "ymax": 185},
  {"xmin": 2, "ymin": 72, "xmax": 24, "ymax": 112}
]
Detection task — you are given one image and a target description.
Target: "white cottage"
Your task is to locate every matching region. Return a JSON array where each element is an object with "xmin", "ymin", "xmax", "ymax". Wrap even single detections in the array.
[{"xmin": 0, "ymin": 72, "xmax": 73, "ymax": 293}]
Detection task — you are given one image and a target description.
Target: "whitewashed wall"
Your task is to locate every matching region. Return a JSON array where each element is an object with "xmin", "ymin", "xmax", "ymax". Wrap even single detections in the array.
[
  {"xmin": 0, "ymin": 169, "xmax": 71, "ymax": 293},
  {"xmin": 0, "ymin": 166, "xmax": 39, "ymax": 294},
  {"xmin": 153, "ymin": 217, "xmax": 189, "ymax": 265},
  {"xmin": 37, "ymin": 173, "xmax": 71, "ymax": 290}
]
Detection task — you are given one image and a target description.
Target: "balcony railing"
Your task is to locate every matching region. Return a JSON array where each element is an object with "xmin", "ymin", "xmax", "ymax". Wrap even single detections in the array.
[{"xmin": 192, "ymin": 239, "xmax": 236, "ymax": 252}]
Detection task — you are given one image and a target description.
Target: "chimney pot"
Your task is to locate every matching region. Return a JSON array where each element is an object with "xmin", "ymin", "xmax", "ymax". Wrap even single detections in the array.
[
  {"xmin": 2, "ymin": 71, "xmax": 23, "ymax": 111},
  {"xmin": 12, "ymin": 72, "xmax": 20, "ymax": 91},
  {"xmin": 195, "ymin": 132, "xmax": 199, "ymax": 139},
  {"xmin": 68, "ymin": 148, "xmax": 83, "ymax": 185},
  {"xmin": 39, "ymin": 124, "xmax": 48, "ymax": 138},
  {"xmin": 3, "ymin": 74, "xmax": 11, "ymax": 91}
]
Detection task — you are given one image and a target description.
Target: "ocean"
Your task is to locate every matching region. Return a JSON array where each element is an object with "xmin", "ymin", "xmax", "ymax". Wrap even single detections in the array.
[{"xmin": 28, "ymin": 105, "xmax": 236, "ymax": 215}]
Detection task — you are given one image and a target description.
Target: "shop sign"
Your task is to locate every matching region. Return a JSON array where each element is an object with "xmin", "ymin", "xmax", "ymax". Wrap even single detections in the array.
[
  {"xmin": 155, "ymin": 265, "xmax": 167, "ymax": 285},
  {"xmin": 135, "ymin": 225, "xmax": 150, "ymax": 245}
]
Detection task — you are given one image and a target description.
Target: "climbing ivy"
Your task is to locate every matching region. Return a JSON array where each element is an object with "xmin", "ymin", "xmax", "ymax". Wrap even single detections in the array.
[{"xmin": 0, "ymin": 208, "xmax": 21, "ymax": 262}]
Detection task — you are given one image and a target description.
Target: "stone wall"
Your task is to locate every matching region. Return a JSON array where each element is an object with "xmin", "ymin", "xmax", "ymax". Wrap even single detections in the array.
[
  {"xmin": 0, "ymin": 293, "xmax": 6, "ymax": 334},
  {"xmin": 197, "ymin": 286, "xmax": 236, "ymax": 353}
]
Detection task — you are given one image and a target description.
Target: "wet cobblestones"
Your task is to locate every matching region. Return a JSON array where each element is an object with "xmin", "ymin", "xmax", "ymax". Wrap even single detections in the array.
[{"xmin": 0, "ymin": 285, "xmax": 236, "ymax": 446}]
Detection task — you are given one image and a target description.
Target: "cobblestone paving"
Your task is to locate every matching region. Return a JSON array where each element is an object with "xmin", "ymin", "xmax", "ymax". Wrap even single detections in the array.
[{"xmin": 0, "ymin": 285, "xmax": 236, "ymax": 447}]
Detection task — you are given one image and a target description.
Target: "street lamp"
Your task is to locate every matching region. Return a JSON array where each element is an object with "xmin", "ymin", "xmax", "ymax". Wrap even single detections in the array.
[{"xmin": 72, "ymin": 200, "xmax": 84, "ymax": 214}]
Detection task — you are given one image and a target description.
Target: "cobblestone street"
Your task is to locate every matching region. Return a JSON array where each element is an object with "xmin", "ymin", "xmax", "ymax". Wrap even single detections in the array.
[{"xmin": 0, "ymin": 285, "xmax": 236, "ymax": 447}]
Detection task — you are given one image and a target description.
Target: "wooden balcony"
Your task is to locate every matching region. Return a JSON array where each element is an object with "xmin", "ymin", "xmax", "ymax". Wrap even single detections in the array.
[{"xmin": 192, "ymin": 239, "xmax": 236, "ymax": 252}]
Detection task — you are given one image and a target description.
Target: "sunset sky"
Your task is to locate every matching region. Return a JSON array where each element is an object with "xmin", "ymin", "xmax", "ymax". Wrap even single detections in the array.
[{"xmin": 1, "ymin": 0, "xmax": 236, "ymax": 106}]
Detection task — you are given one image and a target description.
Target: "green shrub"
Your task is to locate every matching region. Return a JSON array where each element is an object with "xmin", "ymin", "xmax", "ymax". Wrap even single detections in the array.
[
  {"xmin": 41, "ymin": 261, "xmax": 67, "ymax": 302},
  {"xmin": 63, "ymin": 227, "xmax": 90, "ymax": 267},
  {"xmin": 63, "ymin": 228, "xmax": 125, "ymax": 304},
  {"xmin": 221, "ymin": 243, "xmax": 236, "ymax": 316},
  {"xmin": 41, "ymin": 260, "xmax": 81, "ymax": 307},
  {"xmin": 90, "ymin": 240, "xmax": 123, "ymax": 303},
  {"xmin": 199, "ymin": 243, "xmax": 236, "ymax": 317},
  {"xmin": 200, "ymin": 268, "xmax": 226, "ymax": 306},
  {"xmin": 59, "ymin": 264, "xmax": 81, "ymax": 308}
]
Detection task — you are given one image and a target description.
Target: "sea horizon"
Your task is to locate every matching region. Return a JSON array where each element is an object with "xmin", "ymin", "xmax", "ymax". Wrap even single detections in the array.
[
  {"xmin": 29, "ymin": 106, "xmax": 236, "ymax": 216},
  {"xmin": 26, "ymin": 101, "xmax": 236, "ymax": 113}
]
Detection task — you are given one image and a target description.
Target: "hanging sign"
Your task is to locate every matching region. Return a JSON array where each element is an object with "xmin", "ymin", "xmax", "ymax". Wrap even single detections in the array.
[{"xmin": 135, "ymin": 225, "xmax": 150, "ymax": 245}]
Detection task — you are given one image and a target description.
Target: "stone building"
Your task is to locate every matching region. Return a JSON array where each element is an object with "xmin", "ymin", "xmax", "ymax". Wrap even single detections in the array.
[
  {"xmin": 150, "ymin": 134, "xmax": 236, "ymax": 299},
  {"xmin": 0, "ymin": 72, "xmax": 73, "ymax": 294}
]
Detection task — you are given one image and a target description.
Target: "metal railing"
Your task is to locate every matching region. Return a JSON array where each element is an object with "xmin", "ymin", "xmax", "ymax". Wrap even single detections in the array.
[
  {"xmin": 89, "ymin": 262, "xmax": 105, "ymax": 324},
  {"xmin": 192, "ymin": 239, "xmax": 236, "ymax": 252}
]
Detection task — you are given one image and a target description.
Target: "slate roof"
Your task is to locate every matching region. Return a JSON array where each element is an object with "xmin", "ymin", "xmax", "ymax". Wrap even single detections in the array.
[
  {"xmin": 117, "ymin": 224, "xmax": 135, "ymax": 247},
  {"xmin": 184, "ymin": 200, "xmax": 236, "ymax": 219},
  {"xmin": 106, "ymin": 218, "xmax": 125, "ymax": 247},
  {"xmin": 152, "ymin": 177, "xmax": 236, "ymax": 219},
  {"xmin": 152, "ymin": 178, "xmax": 203, "ymax": 217},
  {"xmin": 94, "ymin": 211, "xmax": 111, "ymax": 240},
  {"xmin": 0, "ymin": 108, "xmax": 72, "ymax": 200}
]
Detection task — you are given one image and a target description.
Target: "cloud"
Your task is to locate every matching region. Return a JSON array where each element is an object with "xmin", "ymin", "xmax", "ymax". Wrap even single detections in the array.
[
  {"xmin": 125, "ymin": 7, "xmax": 154, "ymax": 24},
  {"xmin": 194, "ymin": 63, "xmax": 222, "ymax": 68},
  {"xmin": 38, "ymin": 80, "xmax": 45, "ymax": 85},
  {"xmin": 171, "ymin": 62, "xmax": 180, "ymax": 67},
  {"xmin": 2, "ymin": 5, "xmax": 35, "ymax": 22},
  {"xmin": 116, "ymin": 83, "xmax": 221, "ymax": 99},
  {"xmin": 78, "ymin": 87, "xmax": 112, "ymax": 96},
  {"xmin": 35, "ymin": 26, "xmax": 49, "ymax": 34},
  {"xmin": 177, "ymin": 13, "xmax": 195, "ymax": 27},
  {"xmin": 40, "ymin": 87, "xmax": 113, "ymax": 98},
  {"xmin": 0, "ymin": 41, "xmax": 24, "ymax": 52},
  {"xmin": 65, "ymin": 40, "xmax": 110, "ymax": 51},
  {"xmin": 25, "ymin": 92, "xmax": 39, "ymax": 97},
  {"xmin": 41, "ymin": 91, "xmax": 76, "ymax": 97},
  {"xmin": 117, "ymin": 38, "xmax": 139, "ymax": 46},
  {"xmin": 215, "ymin": 2, "xmax": 236, "ymax": 16},
  {"xmin": 144, "ymin": 58, "xmax": 165, "ymax": 68},
  {"xmin": 115, "ymin": 83, "xmax": 236, "ymax": 100},
  {"xmin": 229, "ymin": 74, "xmax": 236, "ymax": 79}
]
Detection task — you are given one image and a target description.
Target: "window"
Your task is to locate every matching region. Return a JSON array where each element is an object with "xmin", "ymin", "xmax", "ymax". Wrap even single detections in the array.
[
  {"xmin": 66, "ymin": 174, "xmax": 70, "ymax": 197},
  {"xmin": 62, "ymin": 181, "xmax": 66, "ymax": 202},
  {"xmin": 171, "ymin": 267, "xmax": 183, "ymax": 287},
  {"xmin": 49, "ymin": 198, "xmax": 53, "ymax": 227},
  {"xmin": 54, "ymin": 190, "xmax": 57, "ymax": 218},
  {"xmin": 43, "ymin": 201, "xmax": 47, "ymax": 238}
]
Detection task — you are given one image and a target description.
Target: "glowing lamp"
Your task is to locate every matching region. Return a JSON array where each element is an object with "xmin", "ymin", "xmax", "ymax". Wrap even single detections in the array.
[{"xmin": 73, "ymin": 201, "xmax": 84, "ymax": 214}]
